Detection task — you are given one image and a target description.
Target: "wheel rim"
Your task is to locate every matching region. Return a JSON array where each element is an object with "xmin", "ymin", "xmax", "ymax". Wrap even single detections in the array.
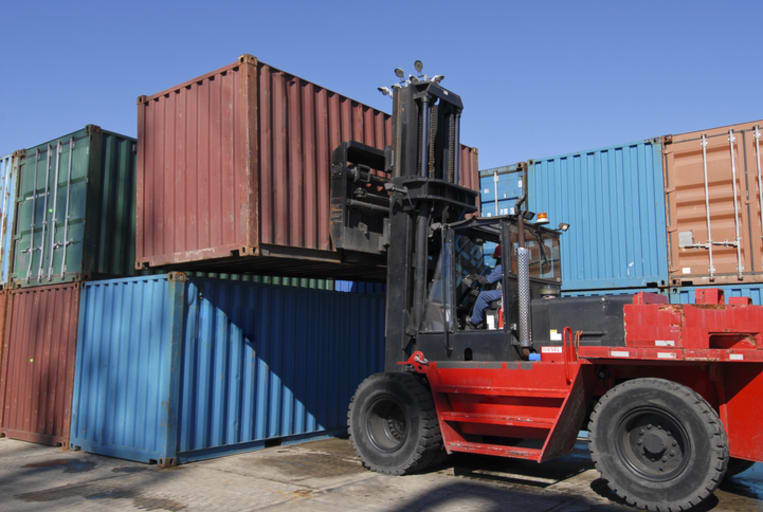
[
  {"xmin": 365, "ymin": 395, "xmax": 407, "ymax": 453},
  {"xmin": 615, "ymin": 406, "xmax": 691, "ymax": 482}
]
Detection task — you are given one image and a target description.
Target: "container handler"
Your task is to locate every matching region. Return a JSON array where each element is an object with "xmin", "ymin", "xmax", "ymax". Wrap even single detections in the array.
[{"xmin": 329, "ymin": 62, "xmax": 763, "ymax": 511}]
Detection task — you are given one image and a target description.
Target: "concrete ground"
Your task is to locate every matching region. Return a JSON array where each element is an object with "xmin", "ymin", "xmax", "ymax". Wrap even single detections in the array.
[{"xmin": 1, "ymin": 437, "xmax": 760, "ymax": 512}]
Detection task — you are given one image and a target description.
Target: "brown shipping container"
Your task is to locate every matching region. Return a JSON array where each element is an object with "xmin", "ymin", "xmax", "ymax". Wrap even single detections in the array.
[
  {"xmin": 663, "ymin": 119, "xmax": 763, "ymax": 285},
  {"xmin": 137, "ymin": 55, "xmax": 478, "ymax": 276},
  {"xmin": 0, "ymin": 283, "xmax": 80, "ymax": 446}
]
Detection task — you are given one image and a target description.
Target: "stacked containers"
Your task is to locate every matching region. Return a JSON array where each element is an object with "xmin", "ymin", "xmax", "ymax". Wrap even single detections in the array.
[
  {"xmin": 482, "ymin": 118, "xmax": 763, "ymax": 304},
  {"xmin": 0, "ymin": 153, "xmax": 19, "ymax": 286},
  {"xmin": 0, "ymin": 126, "xmax": 138, "ymax": 446},
  {"xmin": 69, "ymin": 273, "xmax": 385, "ymax": 464},
  {"xmin": 528, "ymin": 139, "xmax": 669, "ymax": 291},
  {"xmin": 663, "ymin": 120, "xmax": 763, "ymax": 286},
  {"xmin": 135, "ymin": 54, "xmax": 478, "ymax": 277}
]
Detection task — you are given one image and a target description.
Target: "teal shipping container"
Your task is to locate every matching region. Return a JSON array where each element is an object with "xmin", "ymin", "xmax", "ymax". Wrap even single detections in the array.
[
  {"xmin": 669, "ymin": 284, "xmax": 763, "ymax": 305},
  {"xmin": 12, "ymin": 126, "xmax": 136, "ymax": 287},
  {"xmin": 527, "ymin": 139, "xmax": 669, "ymax": 291},
  {"xmin": 69, "ymin": 273, "xmax": 385, "ymax": 465},
  {"xmin": 0, "ymin": 153, "xmax": 19, "ymax": 286}
]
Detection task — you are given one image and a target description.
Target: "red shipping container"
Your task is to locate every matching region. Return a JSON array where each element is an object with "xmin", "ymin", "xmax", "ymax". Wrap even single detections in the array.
[
  {"xmin": 137, "ymin": 55, "xmax": 478, "ymax": 276},
  {"xmin": 0, "ymin": 283, "xmax": 80, "ymax": 446}
]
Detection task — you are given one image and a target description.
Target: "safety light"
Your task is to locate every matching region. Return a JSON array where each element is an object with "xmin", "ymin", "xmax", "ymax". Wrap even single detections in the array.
[
  {"xmin": 536, "ymin": 212, "xmax": 550, "ymax": 225},
  {"xmin": 557, "ymin": 222, "xmax": 570, "ymax": 232}
]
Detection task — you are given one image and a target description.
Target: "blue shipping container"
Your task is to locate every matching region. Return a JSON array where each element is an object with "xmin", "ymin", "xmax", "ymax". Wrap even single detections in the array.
[
  {"xmin": 479, "ymin": 164, "xmax": 524, "ymax": 217},
  {"xmin": 669, "ymin": 284, "xmax": 763, "ymax": 305},
  {"xmin": 527, "ymin": 139, "xmax": 668, "ymax": 291},
  {"xmin": 0, "ymin": 153, "xmax": 19, "ymax": 285},
  {"xmin": 69, "ymin": 273, "xmax": 385, "ymax": 464},
  {"xmin": 562, "ymin": 287, "xmax": 664, "ymax": 298}
]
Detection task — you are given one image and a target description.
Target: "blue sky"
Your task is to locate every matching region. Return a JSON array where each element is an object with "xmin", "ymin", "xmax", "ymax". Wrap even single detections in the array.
[{"xmin": 2, "ymin": 1, "xmax": 761, "ymax": 168}]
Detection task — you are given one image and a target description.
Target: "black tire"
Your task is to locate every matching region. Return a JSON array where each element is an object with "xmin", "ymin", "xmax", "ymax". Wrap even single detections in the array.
[
  {"xmin": 589, "ymin": 378, "xmax": 728, "ymax": 512},
  {"xmin": 347, "ymin": 372, "xmax": 443, "ymax": 475},
  {"xmin": 725, "ymin": 457, "xmax": 755, "ymax": 478}
]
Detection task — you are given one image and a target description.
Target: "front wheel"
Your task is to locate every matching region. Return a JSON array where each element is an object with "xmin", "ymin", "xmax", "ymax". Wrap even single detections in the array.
[
  {"xmin": 589, "ymin": 378, "xmax": 728, "ymax": 512},
  {"xmin": 347, "ymin": 372, "xmax": 444, "ymax": 475}
]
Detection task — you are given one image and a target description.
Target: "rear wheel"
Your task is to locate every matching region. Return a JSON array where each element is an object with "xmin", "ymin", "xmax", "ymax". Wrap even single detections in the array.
[
  {"xmin": 589, "ymin": 378, "xmax": 728, "ymax": 512},
  {"xmin": 348, "ymin": 372, "xmax": 444, "ymax": 475}
]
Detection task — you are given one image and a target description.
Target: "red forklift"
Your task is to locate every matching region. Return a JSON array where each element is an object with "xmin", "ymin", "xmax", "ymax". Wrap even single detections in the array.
[{"xmin": 329, "ymin": 62, "xmax": 763, "ymax": 511}]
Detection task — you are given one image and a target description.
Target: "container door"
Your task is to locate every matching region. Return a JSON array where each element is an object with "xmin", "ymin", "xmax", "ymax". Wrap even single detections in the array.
[
  {"xmin": 13, "ymin": 131, "xmax": 89, "ymax": 286},
  {"xmin": 664, "ymin": 121, "xmax": 763, "ymax": 285},
  {"xmin": 0, "ymin": 154, "xmax": 19, "ymax": 285},
  {"xmin": 744, "ymin": 124, "xmax": 763, "ymax": 277}
]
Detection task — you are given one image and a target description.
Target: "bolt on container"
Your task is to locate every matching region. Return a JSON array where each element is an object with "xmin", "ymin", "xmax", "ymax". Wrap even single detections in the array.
[
  {"xmin": 136, "ymin": 55, "xmax": 479, "ymax": 279},
  {"xmin": 69, "ymin": 273, "xmax": 385, "ymax": 464},
  {"xmin": 0, "ymin": 153, "xmax": 20, "ymax": 286},
  {"xmin": 0, "ymin": 283, "xmax": 80, "ymax": 446},
  {"xmin": 527, "ymin": 138, "xmax": 669, "ymax": 291},
  {"xmin": 663, "ymin": 119, "xmax": 763, "ymax": 286},
  {"xmin": 12, "ymin": 126, "xmax": 137, "ymax": 287}
]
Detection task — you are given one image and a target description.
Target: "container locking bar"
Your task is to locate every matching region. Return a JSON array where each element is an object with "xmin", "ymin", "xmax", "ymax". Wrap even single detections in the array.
[{"xmin": 755, "ymin": 125, "xmax": 763, "ymax": 241}]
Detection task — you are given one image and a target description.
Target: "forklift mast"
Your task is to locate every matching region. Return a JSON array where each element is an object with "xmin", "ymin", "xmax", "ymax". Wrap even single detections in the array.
[{"xmin": 330, "ymin": 70, "xmax": 480, "ymax": 370}]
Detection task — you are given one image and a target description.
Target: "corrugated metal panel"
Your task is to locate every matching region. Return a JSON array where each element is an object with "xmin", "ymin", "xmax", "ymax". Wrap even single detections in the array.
[
  {"xmin": 0, "ymin": 153, "xmax": 19, "ymax": 286},
  {"xmin": 528, "ymin": 139, "xmax": 668, "ymax": 290},
  {"xmin": 137, "ymin": 55, "xmax": 479, "ymax": 275},
  {"xmin": 12, "ymin": 126, "xmax": 137, "ymax": 287},
  {"xmin": 70, "ymin": 274, "xmax": 385, "ymax": 464},
  {"xmin": 669, "ymin": 284, "xmax": 763, "ymax": 305},
  {"xmin": 0, "ymin": 283, "xmax": 80, "ymax": 445},
  {"xmin": 664, "ymin": 120, "xmax": 763, "ymax": 285}
]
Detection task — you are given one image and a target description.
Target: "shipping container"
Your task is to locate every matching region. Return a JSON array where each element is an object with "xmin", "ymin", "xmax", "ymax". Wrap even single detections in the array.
[
  {"xmin": 136, "ymin": 55, "xmax": 479, "ymax": 278},
  {"xmin": 528, "ymin": 139, "xmax": 668, "ymax": 290},
  {"xmin": 669, "ymin": 283, "xmax": 763, "ymax": 305},
  {"xmin": 479, "ymin": 163, "xmax": 525, "ymax": 217},
  {"xmin": 12, "ymin": 126, "xmax": 137, "ymax": 287},
  {"xmin": 0, "ymin": 283, "xmax": 80, "ymax": 446},
  {"xmin": 0, "ymin": 153, "xmax": 19, "ymax": 286},
  {"xmin": 69, "ymin": 273, "xmax": 385, "ymax": 464},
  {"xmin": 663, "ymin": 120, "xmax": 763, "ymax": 285}
]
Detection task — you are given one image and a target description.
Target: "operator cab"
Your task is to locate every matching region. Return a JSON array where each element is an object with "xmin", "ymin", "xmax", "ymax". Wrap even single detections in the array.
[{"xmin": 415, "ymin": 214, "xmax": 562, "ymax": 361}]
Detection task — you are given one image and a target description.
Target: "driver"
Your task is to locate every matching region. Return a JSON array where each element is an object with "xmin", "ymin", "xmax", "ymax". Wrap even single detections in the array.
[{"xmin": 467, "ymin": 244, "xmax": 503, "ymax": 328}]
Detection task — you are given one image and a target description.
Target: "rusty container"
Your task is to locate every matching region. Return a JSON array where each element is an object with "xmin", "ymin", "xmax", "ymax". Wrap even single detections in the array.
[
  {"xmin": 663, "ymin": 120, "xmax": 763, "ymax": 285},
  {"xmin": 0, "ymin": 283, "xmax": 80, "ymax": 446},
  {"xmin": 137, "ymin": 55, "xmax": 478, "ymax": 277}
]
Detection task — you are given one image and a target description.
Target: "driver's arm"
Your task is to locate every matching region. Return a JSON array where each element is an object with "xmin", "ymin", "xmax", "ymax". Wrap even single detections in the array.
[{"xmin": 485, "ymin": 264, "xmax": 503, "ymax": 285}]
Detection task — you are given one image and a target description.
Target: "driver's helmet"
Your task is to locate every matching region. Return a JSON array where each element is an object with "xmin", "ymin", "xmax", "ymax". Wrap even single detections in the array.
[{"xmin": 493, "ymin": 244, "xmax": 501, "ymax": 259}]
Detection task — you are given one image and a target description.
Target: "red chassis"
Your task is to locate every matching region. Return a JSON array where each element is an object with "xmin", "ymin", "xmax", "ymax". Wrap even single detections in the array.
[{"xmin": 402, "ymin": 290, "xmax": 763, "ymax": 465}]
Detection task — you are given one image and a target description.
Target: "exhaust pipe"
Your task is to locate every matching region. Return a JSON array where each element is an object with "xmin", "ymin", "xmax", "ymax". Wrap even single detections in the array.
[{"xmin": 516, "ymin": 247, "xmax": 532, "ymax": 349}]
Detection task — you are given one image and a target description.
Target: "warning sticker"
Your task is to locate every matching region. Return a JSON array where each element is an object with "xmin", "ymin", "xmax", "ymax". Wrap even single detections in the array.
[
  {"xmin": 550, "ymin": 329, "xmax": 562, "ymax": 341},
  {"xmin": 682, "ymin": 267, "xmax": 691, "ymax": 275}
]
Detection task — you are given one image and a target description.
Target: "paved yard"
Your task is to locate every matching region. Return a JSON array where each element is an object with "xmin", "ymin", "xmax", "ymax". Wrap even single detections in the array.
[{"xmin": 0, "ymin": 436, "xmax": 760, "ymax": 511}]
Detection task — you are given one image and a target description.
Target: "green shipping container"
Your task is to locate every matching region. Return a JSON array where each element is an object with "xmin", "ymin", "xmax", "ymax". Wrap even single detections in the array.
[{"xmin": 12, "ymin": 126, "xmax": 136, "ymax": 287}]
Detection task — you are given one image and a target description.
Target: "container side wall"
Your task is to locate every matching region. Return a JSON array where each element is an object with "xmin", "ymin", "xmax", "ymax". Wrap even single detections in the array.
[
  {"xmin": 664, "ymin": 120, "xmax": 763, "ymax": 285},
  {"xmin": 137, "ymin": 56, "xmax": 479, "ymax": 270},
  {"xmin": 176, "ymin": 277, "xmax": 385, "ymax": 461},
  {"xmin": 0, "ymin": 154, "xmax": 19, "ymax": 285},
  {"xmin": 69, "ymin": 276, "xmax": 171, "ymax": 462},
  {"xmin": 562, "ymin": 287, "xmax": 664, "ymax": 297},
  {"xmin": 669, "ymin": 284, "xmax": 763, "ymax": 305},
  {"xmin": 0, "ymin": 283, "xmax": 80, "ymax": 445},
  {"xmin": 529, "ymin": 140, "xmax": 668, "ymax": 290},
  {"xmin": 12, "ymin": 127, "xmax": 137, "ymax": 287}
]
